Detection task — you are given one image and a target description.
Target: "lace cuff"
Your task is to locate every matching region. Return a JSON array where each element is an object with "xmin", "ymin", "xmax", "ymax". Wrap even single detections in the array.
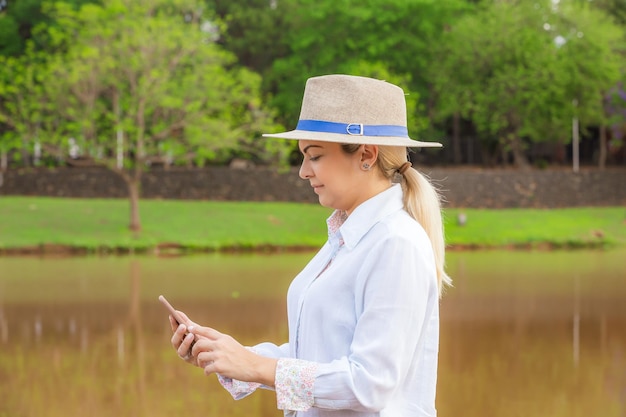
[
  {"xmin": 275, "ymin": 358, "xmax": 318, "ymax": 411},
  {"xmin": 217, "ymin": 374, "xmax": 262, "ymax": 400}
]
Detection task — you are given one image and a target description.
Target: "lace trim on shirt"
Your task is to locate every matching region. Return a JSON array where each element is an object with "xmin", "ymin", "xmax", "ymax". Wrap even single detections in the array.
[
  {"xmin": 217, "ymin": 374, "xmax": 262, "ymax": 400},
  {"xmin": 275, "ymin": 358, "xmax": 317, "ymax": 411},
  {"xmin": 217, "ymin": 347, "xmax": 263, "ymax": 400},
  {"xmin": 327, "ymin": 210, "xmax": 348, "ymax": 237}
]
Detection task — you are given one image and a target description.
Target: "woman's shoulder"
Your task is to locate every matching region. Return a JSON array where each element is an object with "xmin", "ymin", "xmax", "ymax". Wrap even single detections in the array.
[{"xmin": 371, "ymin": 208, "xmax": 429, "ymax": 244}]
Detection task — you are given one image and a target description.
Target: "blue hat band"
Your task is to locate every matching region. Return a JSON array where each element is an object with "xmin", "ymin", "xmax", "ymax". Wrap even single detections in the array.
[{"xmin": 296, "ymin": 119, "xmax": 409, "ymax": 137}]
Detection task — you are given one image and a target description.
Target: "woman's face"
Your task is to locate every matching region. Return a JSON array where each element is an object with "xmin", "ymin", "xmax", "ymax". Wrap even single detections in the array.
[{"xmin": 298, "ymin": 140, "xmax": 367, "ymax": 214}]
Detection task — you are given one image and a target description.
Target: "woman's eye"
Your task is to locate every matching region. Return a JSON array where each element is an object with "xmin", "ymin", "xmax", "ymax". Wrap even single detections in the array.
[{"xmin": 309, "ymin": 155, "xmax": 321, "ymax": 161}]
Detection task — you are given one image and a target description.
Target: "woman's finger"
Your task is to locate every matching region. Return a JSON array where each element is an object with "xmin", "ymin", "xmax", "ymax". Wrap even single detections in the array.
[
  {"xmin": 190, "ymin": 337, "xmax": 214, "ymax": 358},
  {"xmin": 168, "ymin": 315, "xmax": 180, "ymax": 332},
  {"xmin": 177, "ymin": 332, "xmax": 196, "ymax": 363},
  {"xmin": 197, "ymin": 351, "xmax": 216, "ymax": 370},
  {"xmin": 170, "ymin": 323, "xmax": 187, "ymax": 349},
  {"xmin": 176, "ymin": 311, "xmax": 198, "ymax": 327},
  {"xmin": 188, "ymin": 325, "xmax": 221, "ymax": 340}
]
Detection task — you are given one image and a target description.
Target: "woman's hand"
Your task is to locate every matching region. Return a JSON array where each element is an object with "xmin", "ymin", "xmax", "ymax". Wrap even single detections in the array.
[
  {"xmin": 190, "ymin": 325, "xmax": 277, "ymax": 387},
  {"xmin": 169, "ymin": 310, "xmax": 201, "ymax": 365}
]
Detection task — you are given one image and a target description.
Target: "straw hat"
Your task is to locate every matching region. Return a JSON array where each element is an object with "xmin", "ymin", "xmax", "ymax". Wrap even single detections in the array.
[{"xmin": 262, "ymin": 74, "xmax": 442, "ymax": 148}]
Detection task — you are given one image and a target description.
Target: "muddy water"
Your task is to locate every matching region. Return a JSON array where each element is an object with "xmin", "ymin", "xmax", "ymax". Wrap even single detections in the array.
[{"xmin": 0, "ymin": 249, "xmax": 624, "ymax": 417}]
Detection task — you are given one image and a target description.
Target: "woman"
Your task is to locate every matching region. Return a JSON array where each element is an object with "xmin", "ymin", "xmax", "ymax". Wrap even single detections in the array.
[{"xmin": 169, "ymin": 74, "xmax": 451, "ymax": 416}]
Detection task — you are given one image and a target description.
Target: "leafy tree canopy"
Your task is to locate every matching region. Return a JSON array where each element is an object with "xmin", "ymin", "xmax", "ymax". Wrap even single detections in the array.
[
  {"xmin": 0, "ymin": 0, "xmax": 287, "ymax": 230},
  {"xmin": 431, "ymin": 0, "xmax": 625, "ymax": 166},
  {"xmin": 263, "ymin": 0, "xmax": 471, "ymax": 133},
  {"xmin": 0, "ymin": 0, "xmax": 97, "ymax": 56}
]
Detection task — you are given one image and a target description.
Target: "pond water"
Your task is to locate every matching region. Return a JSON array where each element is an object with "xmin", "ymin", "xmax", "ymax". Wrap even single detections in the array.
[{"xmin": 0, "ymin": 249, "xmax": 624, "ymax": 417}]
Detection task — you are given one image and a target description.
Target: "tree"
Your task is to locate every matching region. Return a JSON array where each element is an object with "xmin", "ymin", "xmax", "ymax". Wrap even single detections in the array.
[
  {"xmin": 0, "ymin": 51, "xmax": 49, "ymax": 168},
  {"xmin": 586, "ymin": 0, "xmax": 626, "ymax": 25},
  {"xmin": 553, "ymin": 0, "xmax": 626, "ymax": 169},
  {"xmin": 206, "ymin": 0, "xmax": 292, "ymax": 76},
  {"xmin": 256, "ymin": 0, "xmax": 470, "ymax": 135},
  {"xmin": 32, "ymin": 0, "xmax": 283, "ymax": 231},
  {"xmin": 431, "ymin": 0, "xmax": 625, "ymax": 168},
  {"xmin": 0, "ymin": 0, "xmax": 97, "ymax": 57},
  {"xmin": 586, "ymin": 0, "xmax": 626, "ymax": 167}
]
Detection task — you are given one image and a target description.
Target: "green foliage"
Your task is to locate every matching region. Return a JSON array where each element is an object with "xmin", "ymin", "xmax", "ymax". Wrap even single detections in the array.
[
  {"xmin": 10, "ymin": 0, "xmax": 287, "ymax": 168},
  {"xmin": 0, "ymin": 14, "xmax": 23, "ymax": 56},
  {"xmin": 431, "ymin": 0, "xmax": 625, "ymax": 165},
  {"xmin": 555, "ymin": 1, "xmax": 626, "ymax": 125},
  {"xmin": 0, "ymin": 0, "xmax": 43, "ymax": 56},
  {"xmin": 3, "ymin": 0, "xmax": 626, "ymax": 169},
  {"xmin": 0, "ymin": 0, "xmax": 98, "ymax": 56},
  {"xmin": 207, "ymin": 0, "xmax": 292, "ymax": 75},
  {"xmin": 265, "ymin": 0, "xmax": 470, "ymax": 132},
  {"xmin": 0, "ymin": 50, "xmax": 53, "ymax": 162},
  {"xmin": 586, "ymin": 0, "xmax": 626, "ymax": 25}
]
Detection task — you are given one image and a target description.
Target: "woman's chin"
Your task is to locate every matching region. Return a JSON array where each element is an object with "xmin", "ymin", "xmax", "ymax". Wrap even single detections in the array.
[{"xmin": 317, "ymin": 197, "xmax": 332, "ymax": 209}]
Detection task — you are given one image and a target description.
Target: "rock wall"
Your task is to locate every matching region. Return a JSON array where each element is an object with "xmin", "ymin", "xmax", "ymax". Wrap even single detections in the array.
[{"xmin": 1, "ymin": 166, "xmax": 625, "ymax": 208}]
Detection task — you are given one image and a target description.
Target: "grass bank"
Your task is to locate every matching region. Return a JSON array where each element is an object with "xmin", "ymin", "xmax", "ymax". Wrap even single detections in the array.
[{"xmin": 0, "ymin": 197, "xmax": 624, "ymax": 255}]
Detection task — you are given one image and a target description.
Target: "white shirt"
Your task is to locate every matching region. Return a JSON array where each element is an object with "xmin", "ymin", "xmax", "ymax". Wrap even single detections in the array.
[{"xmin": 225, "ymin": 184, "xmax": 440, "ymax": 416}]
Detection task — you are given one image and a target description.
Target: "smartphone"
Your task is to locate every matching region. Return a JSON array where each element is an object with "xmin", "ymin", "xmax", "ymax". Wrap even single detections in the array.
[
  {"xmin": 159, "ymin": 295, "xmax": 195, "ymax": 356},
  {"xmin": 158, "ymin": 295, "xmax": 185, "ymax": 326}
]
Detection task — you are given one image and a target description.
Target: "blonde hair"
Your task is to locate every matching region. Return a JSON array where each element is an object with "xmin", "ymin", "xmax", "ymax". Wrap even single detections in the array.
[{"xmin": 342, "ymin": 144, "xmax": 452, "ymax": 297}]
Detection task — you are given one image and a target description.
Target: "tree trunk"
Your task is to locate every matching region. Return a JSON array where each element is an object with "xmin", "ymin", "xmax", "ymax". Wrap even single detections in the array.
[
  {"xmin": 466, "ymin": 135, "xmax": 474, "ymax": 165},
  {"xmin": 480, "ymin": 143, "xmax": 497, "ymax": 167},
  {"xmin": 114, "ymin": 91, "xmax": 125, "ymax": 170},
  {"xmin": 127, "ymin": 98, "xmax": 146, "ymax": 233},
  {"xmin": 127, "ymin": 178, "xmax": 142, "ymax": 232},
  {"xmin": 572, "ymin": 115, "xmax": 580, "ymax": 173},
  {"xmin": 598, "ymin": 125, "xmax": 607, "ymax": 170},
  {"xmin": 21, "ymin": 143, "xmax": 30, "ymax": 167},
  {"xmin": 499, "ymin": 142, "xmax": 508, "ymax": 167},
  {"xmin": 0, "ymin": 149, "xmax": 3, "ymax": 187},
  {"xmin": 452, "ymin": 112, "xmax": 462, "ymax": 164},
  {"xmin": 110, "ymin": 166, "xmax": 143, "ymax": 233},
  {"xmin": 552, "ymin": 140, "xmax": 567, "ymax": 165},
  {"xmin": 509, "ymin": 134, "xmax": 530, "ymax": 170}
]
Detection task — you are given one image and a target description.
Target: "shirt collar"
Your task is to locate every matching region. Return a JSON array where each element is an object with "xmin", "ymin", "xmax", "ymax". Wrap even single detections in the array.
[{"xmin": 326, "ymin": 184, "xmax": 404, "ymax": 250}]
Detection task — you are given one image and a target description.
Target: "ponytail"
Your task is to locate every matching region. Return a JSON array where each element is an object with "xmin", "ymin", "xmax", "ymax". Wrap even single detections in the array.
[
  {"xmin": 340, "ymin": 144, "xmax": 451, "ymax": 296},
  {"xmin": 378, "ymin": 147, "xmax": 452, "ymax": 297}
]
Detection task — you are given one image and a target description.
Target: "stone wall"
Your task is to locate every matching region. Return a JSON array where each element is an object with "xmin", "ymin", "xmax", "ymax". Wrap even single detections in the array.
[{"xmin": 1, "ymin": 166, "xmax": 625, "ymax": 208}]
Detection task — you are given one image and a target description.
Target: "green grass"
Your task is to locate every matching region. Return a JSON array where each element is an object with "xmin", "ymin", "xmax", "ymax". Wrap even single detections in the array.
[
  {"xmin": 0, "ymin": 196, "xmax": 624, "ymax": 253},
  {"xmin": 444, "ymin": 207, "xmax": 626, "ymax": 249}
]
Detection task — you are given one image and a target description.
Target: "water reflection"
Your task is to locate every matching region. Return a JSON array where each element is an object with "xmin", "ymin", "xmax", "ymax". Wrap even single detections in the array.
[
  {"xmin": 439, "ymin": 250, "xmax": 626, "ymax": 417},
  {"xmin": 0, "ymin": 250, "xmax": 624, "ymax": 417}
]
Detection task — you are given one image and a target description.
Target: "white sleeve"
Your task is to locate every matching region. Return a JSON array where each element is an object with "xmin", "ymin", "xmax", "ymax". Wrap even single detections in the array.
[{"xmin": 253, "ymin": 341, "xmax": 290, "ymax": 358}]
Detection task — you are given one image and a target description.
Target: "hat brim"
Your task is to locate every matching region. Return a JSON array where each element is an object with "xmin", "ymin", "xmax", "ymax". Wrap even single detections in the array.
[{"xmin": 262, "ymin": 130, "xmax": 442, "ymax": 148}]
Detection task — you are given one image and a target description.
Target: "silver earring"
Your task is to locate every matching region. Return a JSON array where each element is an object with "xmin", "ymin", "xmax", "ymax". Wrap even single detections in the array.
[{"xmin": 362, "ymin": 163, "xmax": 370, "ymax": 170}]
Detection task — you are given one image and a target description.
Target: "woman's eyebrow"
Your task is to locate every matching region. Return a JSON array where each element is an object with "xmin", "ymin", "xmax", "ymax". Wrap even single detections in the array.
[{"xmin": 301, "ymin": 144, "xmax": 323, "ymax": 154}]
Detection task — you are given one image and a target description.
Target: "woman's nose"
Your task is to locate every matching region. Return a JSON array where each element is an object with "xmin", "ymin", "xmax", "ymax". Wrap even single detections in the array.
[{"xmin": 299, "ymin": 160, "xmax": 311, "ymax": 179}]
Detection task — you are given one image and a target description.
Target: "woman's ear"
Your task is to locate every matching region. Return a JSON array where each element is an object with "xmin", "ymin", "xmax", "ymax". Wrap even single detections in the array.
[{"xmin": 360, "ymin": 145, "xmax": 379, "ymax": 167}]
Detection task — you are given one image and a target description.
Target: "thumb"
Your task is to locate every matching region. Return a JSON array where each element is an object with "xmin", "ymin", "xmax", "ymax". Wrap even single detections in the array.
[{"xmin": 188, "ymin": 325, "xmax": 221, "ymax": 340}]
